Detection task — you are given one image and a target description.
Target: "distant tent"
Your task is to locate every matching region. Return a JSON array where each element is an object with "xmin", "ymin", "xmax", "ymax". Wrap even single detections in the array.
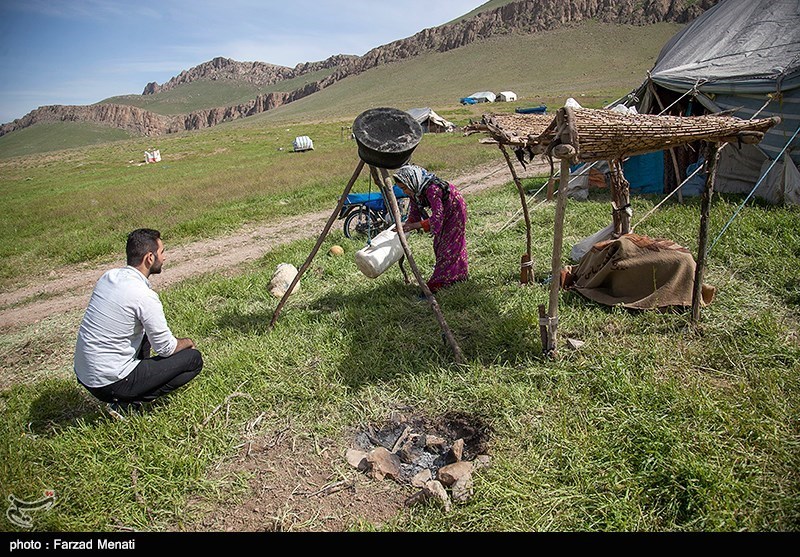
[
  {"xmin": 498, "ymin": 91, "xmax": 517, "ymax": 102},
  {"xmin": 293, "ymin": 136, "xmax": 314, "ymax": 152},
  {"xmin": 466, "ymin": 91, "xmax": 496, "ymax": 103},
  {"xmin": 624, "ymin": 0, "xmax": 800, "ymax": 204},
  {"xmin": 406, "ymin": 107, "xmax": 455, "ymax": 133}
]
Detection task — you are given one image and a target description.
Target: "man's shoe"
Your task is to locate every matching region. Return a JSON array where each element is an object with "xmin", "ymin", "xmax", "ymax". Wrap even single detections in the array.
[
  {"xmin": 105, "ymin": 401, "xmax": 142, "ymax": 421},
  {"xmin": 106, "ymin": 403, "xmax": 126, "ymax": 421}
]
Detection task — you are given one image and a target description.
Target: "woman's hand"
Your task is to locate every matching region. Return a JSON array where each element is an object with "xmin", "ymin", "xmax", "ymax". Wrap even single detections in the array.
[{"xmin": 402, "ymin": 221, "xmax": 422, "ymax": 233}]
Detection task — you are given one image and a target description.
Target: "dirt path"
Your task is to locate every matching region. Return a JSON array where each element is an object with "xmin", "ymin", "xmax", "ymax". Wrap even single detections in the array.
[{"xmin": 0, "ymin": 160, "xmax": 549, "ymax": 331}]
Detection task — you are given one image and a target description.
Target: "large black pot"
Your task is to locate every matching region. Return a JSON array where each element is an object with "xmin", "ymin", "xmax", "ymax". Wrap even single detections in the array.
[{"xmin": 353, "ymin": 107, "xmax": 423, "ymax": 169}]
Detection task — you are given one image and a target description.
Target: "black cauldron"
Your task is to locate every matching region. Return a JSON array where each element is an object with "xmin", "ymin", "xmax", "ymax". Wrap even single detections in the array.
[{"xmin": 353, "ymin": 107, "xmax": 423, "ymax": 169}]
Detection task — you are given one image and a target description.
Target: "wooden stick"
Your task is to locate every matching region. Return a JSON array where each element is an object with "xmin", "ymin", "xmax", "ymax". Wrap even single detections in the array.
[
  {"xmin": 545, "ymin": 147, "xmax": 574, "ymax": 358},
  {"xmin": 499, "ymin": 144, "xmax": 534, "ymax": 283},
  {"xmin": 375, "ymin": 166, "xmax": 465, "ymax": 364},
  {"xmin": 269, "ymin": 159, "xmax": 365, "ymax": 329},
  {"xmin": 691, "ymin": 142, "xmax": 720, "ymax": 324}
]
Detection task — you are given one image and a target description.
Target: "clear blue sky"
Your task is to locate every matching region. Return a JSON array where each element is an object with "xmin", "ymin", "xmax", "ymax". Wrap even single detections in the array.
[{"xmin": 0, "ymin": 0, "xmax": 484, "ymax": 124}]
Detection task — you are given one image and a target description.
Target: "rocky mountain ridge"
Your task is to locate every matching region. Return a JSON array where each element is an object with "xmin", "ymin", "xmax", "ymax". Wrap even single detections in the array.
[{"xmin": 1, "ymin": 0, "xmax": 719, "ymax": 138}]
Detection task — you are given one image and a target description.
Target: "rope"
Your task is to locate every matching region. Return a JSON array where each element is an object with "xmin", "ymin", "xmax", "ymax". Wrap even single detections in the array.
[
  {"xmin": 631, "ymin": 163, "xmax": 705, "ymax": 232},
  {"xmin": 707, "ymin": 124, "xmax": 800, "ymax": 255}
]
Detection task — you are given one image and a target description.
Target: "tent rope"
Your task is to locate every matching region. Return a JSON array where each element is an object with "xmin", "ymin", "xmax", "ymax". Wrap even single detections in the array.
[{"xmin": 707, "ymin": 123, "xmax": 800, "ymax": 255}]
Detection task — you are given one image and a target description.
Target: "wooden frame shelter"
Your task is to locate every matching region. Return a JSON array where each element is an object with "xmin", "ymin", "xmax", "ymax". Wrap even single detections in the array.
[{"xmin": 469, "ymin": 106, "xmax": 780, "ymax": 358}]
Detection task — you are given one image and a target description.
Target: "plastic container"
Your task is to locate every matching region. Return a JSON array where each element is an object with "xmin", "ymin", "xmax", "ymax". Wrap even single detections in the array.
[{"xmin": 354, "ymin": 226, "xmax": 404, "ymax": 278}]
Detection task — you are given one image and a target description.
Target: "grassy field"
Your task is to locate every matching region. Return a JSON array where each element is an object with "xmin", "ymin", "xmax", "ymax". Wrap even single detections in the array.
[
  {"xmin": 1, "ymin": 173, "xmax": 798, "ymax": 531},
  {"xmin": 0, "ymin": 123, "xmax": 496, "ymax": 292},
  {"xmin": 0, "ymin": 15, "xmax": 797, "ymax": 533}
]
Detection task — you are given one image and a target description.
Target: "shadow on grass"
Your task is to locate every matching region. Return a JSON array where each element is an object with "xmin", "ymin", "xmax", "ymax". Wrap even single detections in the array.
[
  {"xmin": 215, "ymin": 271, "xmax": 543, "ymax": 388},
  {"xmin": 26, "ymin": 380, "xmax": 105, "ymax": 434}
]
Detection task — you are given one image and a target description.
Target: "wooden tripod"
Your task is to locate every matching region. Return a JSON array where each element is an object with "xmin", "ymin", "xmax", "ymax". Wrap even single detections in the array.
[{"xmin": 269, "ymin": 159, "xmax": 465, "ymax": 364}]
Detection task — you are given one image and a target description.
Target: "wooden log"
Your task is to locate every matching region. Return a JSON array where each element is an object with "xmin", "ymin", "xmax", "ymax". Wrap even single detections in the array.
[
  {"xmin": 499, "ymin": 143, "xmax": 534, "ymax": 283},
  {"xmin": 691, "ymin": 142, "xmax": 720, "ymax": 324},
  {"xmin": 375, "ymin": 167, "xmax": 465, "ymax": 364},
  {"xmin": 269, "ymin": 159, "xmax": 365, "ymax": 329}
]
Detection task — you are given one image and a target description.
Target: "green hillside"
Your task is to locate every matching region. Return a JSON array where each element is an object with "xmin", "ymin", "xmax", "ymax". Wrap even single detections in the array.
[
  {"xmin": 0, "ymin": 121, "xmax": 134, "ymax": 158},
  {"xmin": 247, "ymin": 21, "xmax": 681, "ymax": 127},
  {"xmin": 100, "ymin": 67, "xmax": 336, "ymax": 115},
  {"xmin": 0, "ymin": 20, "xmax": 681, "ymax": 158}
]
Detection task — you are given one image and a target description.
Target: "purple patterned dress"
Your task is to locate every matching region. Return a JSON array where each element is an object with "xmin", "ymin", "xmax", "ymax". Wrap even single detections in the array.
[{"xmin": 407, "ymin": 182, "xmax": 468, "ymax": 292}]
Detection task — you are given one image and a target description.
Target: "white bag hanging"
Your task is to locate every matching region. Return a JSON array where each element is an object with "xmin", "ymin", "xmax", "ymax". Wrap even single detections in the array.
[{"xmin": 354, "ymin": 225, "xmax": 404, "ymax": 278}]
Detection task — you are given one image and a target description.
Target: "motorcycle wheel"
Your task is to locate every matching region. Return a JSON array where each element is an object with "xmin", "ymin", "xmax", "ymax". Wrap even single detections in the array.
[{"xmin": 343, "ymin": 208, "xmax": 384, "ymax": 240}]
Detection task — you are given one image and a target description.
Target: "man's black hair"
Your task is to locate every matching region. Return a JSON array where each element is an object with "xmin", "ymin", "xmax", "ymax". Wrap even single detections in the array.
[{"xmin": 126, "ymin": 228, "xmax": 161, "ymax": 266}]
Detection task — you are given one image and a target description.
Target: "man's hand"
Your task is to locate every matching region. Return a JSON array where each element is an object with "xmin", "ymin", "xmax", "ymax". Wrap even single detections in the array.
[{"xmin": 175, "ymin": 337, "xmax": 196, "ymax": 353}]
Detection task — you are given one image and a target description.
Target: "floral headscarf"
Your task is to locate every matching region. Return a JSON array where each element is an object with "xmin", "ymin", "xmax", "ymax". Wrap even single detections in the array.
[{"xmin": 393, "ymin": 164, "xmax": 441, "ymax": 208}]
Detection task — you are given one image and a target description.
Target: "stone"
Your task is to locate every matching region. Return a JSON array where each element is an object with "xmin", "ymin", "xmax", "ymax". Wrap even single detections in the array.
[
  {"xmin": 424, "ymin": 434, "xmax": 446, "ymax": 454},
  {"xmin": 473, "ymin": 454, "xmax": 492, "ymax": 470},
  {"xmin": 411, "ymin": 468, "xmax": 432, "ymax": 488},
  {"xmin": 365, "ymin": 446, "xmax": 401, "ymax": 481},
  {"xmin": 424, "ymin": 480, "xmax": 451, "ymax": 512},
  {"xmin": 345, "ymin": 448, "xmax": 367, "ymax": 471},
  {"xmin": 445, "ymin": 438, "xmax": 464, "ymax": 463},
  {"xmin": 268, "ymin": 263, "xmax": 299, "ymax": 298},
  {"xmin": 566, "ymin": 338, "xmax": 586, "ymax": 350},
  {"xmin": 437, "ymin": 461, "xmax": 473, "ymax": 486},
  {"xmin": 452, "ymin": 473, "xmax": 474, "ymax": 503}
]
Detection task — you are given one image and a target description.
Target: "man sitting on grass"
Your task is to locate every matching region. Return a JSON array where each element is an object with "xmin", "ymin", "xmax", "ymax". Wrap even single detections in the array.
[{"xmin": 73, "ymin": 228, "xmax": 203, "ymax": 419}]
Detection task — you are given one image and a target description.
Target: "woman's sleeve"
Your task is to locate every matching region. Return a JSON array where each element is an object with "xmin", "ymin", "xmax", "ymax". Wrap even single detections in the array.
[
  {"xmin": 427, "ymin": 186, "xmax": 445, "ymax": 236},
  {"xmin": 407, "ymin": 200, "xmax": 421, "ymax": 223}
]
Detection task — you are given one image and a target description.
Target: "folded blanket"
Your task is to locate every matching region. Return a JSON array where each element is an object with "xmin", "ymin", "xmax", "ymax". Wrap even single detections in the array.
[{"xmin": 561, "ymin": 234, "xmax": 715, "ymax": 310}]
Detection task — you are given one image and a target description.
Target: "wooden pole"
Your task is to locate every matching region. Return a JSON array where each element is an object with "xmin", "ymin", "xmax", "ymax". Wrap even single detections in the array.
[
  {"xmin": 544, "ymin": 145, "xmax": 575, "ymax": 358},
  {"xmin": 691, "ymin": 142, "xmax": 720, "ymax": 324},
  {"xmin": 499, "ymin": 144, "xmax": 534, "ymax": 283},
  {"xmin": 375, "ymin": 166, "xmax": 465, "ymax": 365},
  {"xmin": 269, "ymin": 159, "xmax": 365, "ymax": 329}
]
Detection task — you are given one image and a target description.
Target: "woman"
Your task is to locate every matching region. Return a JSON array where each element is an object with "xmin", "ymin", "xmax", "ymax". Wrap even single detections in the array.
[{"xmin": 393, "ymin": 164, "xmax": 468, "ymax": 293}]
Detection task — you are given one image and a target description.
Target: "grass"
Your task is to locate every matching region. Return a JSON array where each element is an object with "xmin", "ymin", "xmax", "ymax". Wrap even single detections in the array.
[
  {"xmin": 1, "ymin": 176, "xmax": 798, "ymax": 531},
  {"xmin": 0, "ymin": 123, "xmax": 496, "ymax": 291}
]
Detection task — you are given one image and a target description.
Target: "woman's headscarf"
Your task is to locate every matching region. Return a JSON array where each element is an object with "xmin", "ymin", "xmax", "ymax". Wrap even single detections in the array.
[{"xmin": 393, "ymin": 164, "xmax": 445, "ymax": 208}]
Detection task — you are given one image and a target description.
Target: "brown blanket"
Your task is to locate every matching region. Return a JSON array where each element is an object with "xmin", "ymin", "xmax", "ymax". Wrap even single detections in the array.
[{"xmin": 561, "ymin": 234, "xmax": 715, "ymax": 310}]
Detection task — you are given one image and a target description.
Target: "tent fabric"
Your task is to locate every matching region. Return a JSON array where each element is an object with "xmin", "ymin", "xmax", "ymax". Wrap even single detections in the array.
[
  {"xmin": 632, "ymin": 0, "xmax": 800, "ymax": 203},
  {"xmin": 293, "ymin": 136, "xmax": 314, "ymax": 151},
  {"xmin": 406, "ymin": 108, "xmax": 455, "ymax": 133},
  {"xmin": 467, "ymin": 91, "xmax": 496, "ymax": 103},
  {"xmin": 498, "ymin": 91, "xmax": 517, "ymax": 102}
]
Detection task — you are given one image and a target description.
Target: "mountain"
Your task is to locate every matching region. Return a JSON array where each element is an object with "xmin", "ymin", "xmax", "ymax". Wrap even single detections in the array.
[{"xmin": 0, "ymin": 0, "xmax": 719, "ymax": 139}]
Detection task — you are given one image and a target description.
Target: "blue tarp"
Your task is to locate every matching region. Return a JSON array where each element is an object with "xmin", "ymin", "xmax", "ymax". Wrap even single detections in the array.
[
  {"xmin": 515, "ymin": 106, "xmax": 547, "ymax": 114},
  {"xmin": 623, "ymin": 151, "xmax": 664, "ymax": 194}
]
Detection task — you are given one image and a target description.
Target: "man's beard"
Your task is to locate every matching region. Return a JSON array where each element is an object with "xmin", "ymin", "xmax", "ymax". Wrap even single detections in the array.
[{"xmin": 149, "ymin": 259, "xmax": 163, "ymax": 274}]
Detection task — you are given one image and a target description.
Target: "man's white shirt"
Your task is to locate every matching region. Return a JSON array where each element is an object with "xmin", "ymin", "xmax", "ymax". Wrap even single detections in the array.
[{"xmin": 74, "ymin": 266, "xmax": 178, "ymax": 387}]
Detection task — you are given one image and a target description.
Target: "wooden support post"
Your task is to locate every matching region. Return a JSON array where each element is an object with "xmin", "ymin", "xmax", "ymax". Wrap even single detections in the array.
[
  {"xmin": 544, "ymin": 145, "xmax": 575, "ymax": 358},
  {"xmin": 691, "ymin": 142, "xmax": 720, "ymax": 324},
  {"xmin": 609, "ymin": 159, "xmax": 632, "ymax": 237},
  {"xmin": 374, "ymin": 166, "xmax": 465, "ymax": 365},
  {"xmin": 269, "ymin": 159, "xmax": 365, "ymax": 329},
  {"xmin": 499, "ymin": 144, "xmax": 534, "ymax": 284}
]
